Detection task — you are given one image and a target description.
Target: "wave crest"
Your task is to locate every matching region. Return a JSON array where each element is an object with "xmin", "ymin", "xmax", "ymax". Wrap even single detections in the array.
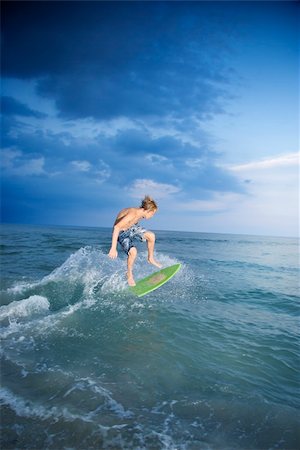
[{"xmin": 0, "ymin": 295, "xmax": 50, "ymax": 322}]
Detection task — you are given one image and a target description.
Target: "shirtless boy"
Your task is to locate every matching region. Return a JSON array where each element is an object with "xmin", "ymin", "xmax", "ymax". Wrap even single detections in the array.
[{"xmin": 108, "ymin": 196, "xmax": 162, "ymax": 286}]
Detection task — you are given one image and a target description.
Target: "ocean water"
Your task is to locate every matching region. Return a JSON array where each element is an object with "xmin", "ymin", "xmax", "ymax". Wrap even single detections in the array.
[{"xmin": 0, "ymin": 223, "xmax": 299, "ymax": 450}]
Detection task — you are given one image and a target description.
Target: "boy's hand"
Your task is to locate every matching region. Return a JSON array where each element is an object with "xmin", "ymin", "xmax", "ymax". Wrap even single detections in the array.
[{"xmin": 108, "ymin": 248, "xmax": 118, "ymax": 259}]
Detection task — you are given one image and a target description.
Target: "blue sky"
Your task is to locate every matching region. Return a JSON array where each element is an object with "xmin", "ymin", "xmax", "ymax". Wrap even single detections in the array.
[{"xmin": 1, "ymin": 1, "xmax": 299, "ymax": 236}]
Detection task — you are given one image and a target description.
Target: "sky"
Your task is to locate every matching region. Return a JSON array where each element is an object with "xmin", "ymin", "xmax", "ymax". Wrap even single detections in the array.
[{"xmin": 1, "ymin": 1, "xmax": 299, "ymax": 237}]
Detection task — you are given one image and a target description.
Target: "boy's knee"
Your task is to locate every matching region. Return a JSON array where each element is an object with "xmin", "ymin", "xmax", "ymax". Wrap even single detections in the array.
[
  {"xmin": 128, "ymin": 247, "xmax": 137, "ymax": 257},
  {"xmin": 144, "ymin": 231, "xmax": 155, "ymax": 242}
]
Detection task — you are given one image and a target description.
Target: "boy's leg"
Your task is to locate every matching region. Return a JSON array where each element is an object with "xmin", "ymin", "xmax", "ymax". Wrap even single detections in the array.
[
  {"xmin": 127, "ymin": 247, "xmax": 137, "ymax": 286},
  {"xmin": 143, "ymin": 231, "xmax": 162, "ymax": 268}
]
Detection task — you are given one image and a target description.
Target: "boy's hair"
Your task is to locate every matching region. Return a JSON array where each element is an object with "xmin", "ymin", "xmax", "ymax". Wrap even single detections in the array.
[{"xmin": 141, "ymin": 195, "xmax": 158, "ymax": 211}]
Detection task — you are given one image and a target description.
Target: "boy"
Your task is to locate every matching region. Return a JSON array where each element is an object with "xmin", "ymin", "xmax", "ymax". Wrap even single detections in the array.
[{"xmin": 108, "ymin": 195, "xmax": 161, "ymax": 286}]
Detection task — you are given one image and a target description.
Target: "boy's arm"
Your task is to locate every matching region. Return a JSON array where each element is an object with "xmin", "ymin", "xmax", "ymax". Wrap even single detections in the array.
[
  {"xmin": 108, "ymin": 224, "xmax": 121, "ymax": 259},
  {"xmin": 108, "ymin": 211, "xmax": 132, "ymax": 259}
]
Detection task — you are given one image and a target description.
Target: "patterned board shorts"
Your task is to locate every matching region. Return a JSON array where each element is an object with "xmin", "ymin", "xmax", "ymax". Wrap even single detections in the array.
[{"xmin": 118, "ymin": 223, "xmax": 147, "ymax": 255}]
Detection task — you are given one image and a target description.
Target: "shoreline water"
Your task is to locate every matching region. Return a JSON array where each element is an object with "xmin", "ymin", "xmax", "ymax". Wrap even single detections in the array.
[{"xmin": 1, "ymin": 223, "xmax": 299, "ymax": 449}]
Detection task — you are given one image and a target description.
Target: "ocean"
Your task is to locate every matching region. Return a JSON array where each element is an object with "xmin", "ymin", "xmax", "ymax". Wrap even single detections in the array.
[{"xmin": 0, "ymin": 223, "xmax": 299, "ymax": 450}]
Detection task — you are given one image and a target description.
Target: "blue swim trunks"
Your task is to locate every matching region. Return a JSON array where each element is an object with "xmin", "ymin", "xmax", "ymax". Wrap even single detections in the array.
[{"xmin": 118, "ymin": 223, "xmax": 147, "ymax": 255}]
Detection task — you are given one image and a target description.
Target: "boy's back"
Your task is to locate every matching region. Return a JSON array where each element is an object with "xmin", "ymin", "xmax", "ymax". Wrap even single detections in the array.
[{"xmin": 114, "ymin": 207, "xmax": 140, "ymax": 231}]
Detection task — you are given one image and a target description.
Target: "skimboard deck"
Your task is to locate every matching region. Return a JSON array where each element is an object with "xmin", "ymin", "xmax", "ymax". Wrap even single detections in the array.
[{"xmin": 130, "ymin": 263, "xmax": 181, "ymax": 297}]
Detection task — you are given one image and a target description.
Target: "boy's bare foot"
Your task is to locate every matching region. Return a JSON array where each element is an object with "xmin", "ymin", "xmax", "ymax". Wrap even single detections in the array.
[
  {"xmin": 148, "ymin": 258, "xmax": 162, "ymax": 269},
  {"xmin": 127, "ymin": 273, "xmax": 136, "ymax": 286}
]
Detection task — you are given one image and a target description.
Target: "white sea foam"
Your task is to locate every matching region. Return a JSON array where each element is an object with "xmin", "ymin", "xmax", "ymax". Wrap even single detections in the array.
[
  {"xmin": 63, "ymin": 377, "xmax": 134, "ymax": 419},
  {"xmin": 8, "ymin": 281, "xmax": 36, "ymax": 295},
  {"xmin": 7, "ymin": 247, "xmax": 125, "ymax": 297},
  {"xmin": 1, "ymin": 247, "xmax": 187, "ymax": 341},
  {"xmin": 100, "ymin": 271, "xmax": 128, "ymax": 293},
  {"xmin": 7, "ymin": 247, "xmax": 184, "ymax": 302},
  {"xmin": 0, "ymin": 295, "xmax": 50, "ymax": 322},
  {"xmin": 0, "ymin": 386, "xmax": 94, "ymax": 423},
  {"xmin": 1, "ymin": 294, "xmax": 100, "ymax": 343},
  {"xmin": 89, "ymin": 380, "xmax": 134, "ymax": 419}
]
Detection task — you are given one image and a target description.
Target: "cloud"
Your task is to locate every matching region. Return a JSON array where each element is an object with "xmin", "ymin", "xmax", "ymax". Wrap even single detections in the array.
[
  {"xmin": 1, "ymin": 148, "xmax": 46, "ymax": 176},
  {"xmin": 0, "ymin": 108, "xmax": 243, "ymax": 210},
  {"xmin": 1, "ymin": 1, "xmax": 244, "ymax": 223},
  {"xmin": 94, "ymin": 160, "xmax": 111, "ymax": 184},
  {"xmin": 70, "ymin": 159, "xmax": 111, "ymax": 184},
  {"xmin": 1, "ymin": 96, "xmax": 46, "ymax": 119},
  {"xmin": 71, "ymin": 160, "xmax": 91, "ymax": 172},
  {"xmin": 185, "ymin": 158, "xmax": 208, "ymax": 170},
  {"xmin": 1, "ymin": 148, "xmax": 22, "ymax": 168},
  {"xmin": 229, "ymin": 152, "xmax": 299, "ymax": 172},
  {"xmin": 127, "ymin": 179, "xmax": 181, "ymax": 199},
  {"xmin": 104, "ymin": 127, "xmax": 243, "ymax": 194},
  {"xmin": 19, "ymin": 158, "xmax": 46, "ymax": 176},
  {"xmin": 217, "ymin": 152, "xmax": 299, "ymax": 236},
  {"xmin": 145, "ymin": 154, "xmax": 170, "ymax": 165},
  {"xmin": 160, "ymin": 153, "xmax": 298, "ymax": 236},
  {"xmin": 1, "ymin": 86, "xmax": 232, "ymax": 170},
  {"xmin": 2, "ymin": 1, "xmax": 296, "ymax": 236},
  {"xmin": 2, "ymin": 2, "xmax": 240, "ymax": 123},
  {"xmin": 176, "ymin": 192, "xmax": 243, "ymax": 213}
]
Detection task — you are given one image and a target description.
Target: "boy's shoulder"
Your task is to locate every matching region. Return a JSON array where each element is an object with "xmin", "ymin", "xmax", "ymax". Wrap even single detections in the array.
[
  {"xmin": 119, "ymin": 207, "xmax": 136, "ymax": 215},
  {"xmin": 116, "ymin": 207, "xmax": 138, "ymax": 221}
]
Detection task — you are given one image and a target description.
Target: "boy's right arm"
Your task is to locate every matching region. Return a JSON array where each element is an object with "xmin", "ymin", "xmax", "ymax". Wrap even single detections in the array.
[
  {"xmin": 108, "ymin": 211, "xmax": 132, "ymax": 259},
  {"xmin": 108, "ymin": 225, "xmax": 121, "ymax": 259}
]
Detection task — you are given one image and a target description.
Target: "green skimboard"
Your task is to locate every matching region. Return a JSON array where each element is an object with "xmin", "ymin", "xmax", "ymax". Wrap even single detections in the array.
[{"xmin": 130, "ymin": 263, "xmax": 181, "ymax": 297}]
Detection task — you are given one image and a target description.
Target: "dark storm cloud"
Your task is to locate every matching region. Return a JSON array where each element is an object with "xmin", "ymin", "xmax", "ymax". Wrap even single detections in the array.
[
  {"xmin": 1, "ymin": 96, "xmax": 46, "ymax": 118},
  {"xmin": 2, "ymin": 1, "xmax": 239, "ymax": 121},
  {"xmin": 103, "ymin": 127, "xmax": 243, "ymax": 194},
  {"xmin": 1, "ymin": 1, "xmax": 251, "ymax": 225}
]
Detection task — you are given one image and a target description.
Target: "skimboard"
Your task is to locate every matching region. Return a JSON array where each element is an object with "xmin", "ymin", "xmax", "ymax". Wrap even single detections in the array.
[{"xmin": 130, "ymin": 263, "xmax": 181, "ymax": 297}]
